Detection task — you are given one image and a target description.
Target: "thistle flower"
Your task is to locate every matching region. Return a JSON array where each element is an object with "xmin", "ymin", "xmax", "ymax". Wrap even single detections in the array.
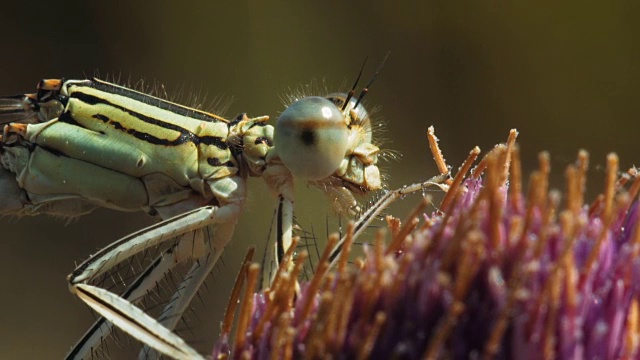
[{"xmin": 213, "ymin": 129, "xmax": 640, "ymax": 359}]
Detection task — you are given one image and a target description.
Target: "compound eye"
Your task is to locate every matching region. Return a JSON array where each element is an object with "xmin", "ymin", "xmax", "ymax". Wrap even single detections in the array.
[{"xmin": 275, "ymin": 96, "xmax": 349, "ymax": 180}]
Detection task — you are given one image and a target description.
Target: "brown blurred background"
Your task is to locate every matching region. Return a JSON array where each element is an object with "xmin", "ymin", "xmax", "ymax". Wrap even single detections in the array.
[{"xmin": 0, "ymin": 2, "xmax": 637, "ymax": 358}]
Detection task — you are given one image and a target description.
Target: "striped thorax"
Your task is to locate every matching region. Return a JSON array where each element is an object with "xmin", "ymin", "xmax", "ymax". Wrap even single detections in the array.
[{"xmin": 1, "ymin": 78, "xmax": 272, "ymax": 219}]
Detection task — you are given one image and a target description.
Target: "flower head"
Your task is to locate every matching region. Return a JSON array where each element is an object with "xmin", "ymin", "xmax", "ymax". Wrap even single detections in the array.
[{"xmin": 214, "ymin": 130, "xmax": 640, "ymax": 359}]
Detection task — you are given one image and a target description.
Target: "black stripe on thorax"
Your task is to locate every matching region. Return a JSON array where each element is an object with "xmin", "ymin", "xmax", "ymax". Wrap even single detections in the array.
[
  {"xmin": 67, "ymin": 90, "xmax": 228, "ymax": 149},
  {"xmin": 79, "ymin": 79, "xmax": 226, "ymax": 123}
]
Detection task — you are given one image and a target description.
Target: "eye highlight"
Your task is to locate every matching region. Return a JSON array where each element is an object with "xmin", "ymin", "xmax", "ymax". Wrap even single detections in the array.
[{"xmin": 275, "ymin": 96, "xmax": 349, "ymax": 180}]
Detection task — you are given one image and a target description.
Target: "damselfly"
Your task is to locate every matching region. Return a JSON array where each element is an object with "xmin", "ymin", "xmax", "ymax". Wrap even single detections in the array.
[{"xmin": 0, "ymin": 60, "xmax": 446, "ymax": 359}]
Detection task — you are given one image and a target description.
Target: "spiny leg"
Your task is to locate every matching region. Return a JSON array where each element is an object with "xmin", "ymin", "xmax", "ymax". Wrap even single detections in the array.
[
  {"xmin": 260, "ymin": 195, "xmax": 294, "ymax": 290},
  {"xmin": 68, "ymin": 204, "xmax": 240, "ymax": 285},
  {"xmin": 328, "ymin": 173, "xmax": 450, "ymax": 266},
  {"xmin": 138, "ymin": 257, "xmax": 212, "ymax": 360},
  {"xmin": 73, "ymin": 284, "xmax": 205, "ymax": 360},
  {"xmin": 67, "ymin": 228, "xmax": 220, "ymax": 360},
  {"xmin": 69, "ymin": 252, "xmax": 185, "ymax": 360},
  {"xmin": 67, "ymin": 204, "xmax": 242, "ymax": 359},
  {"xmin": 68, "ymin": 202, "xmax": 294, "ymax": 360},
  {"xmin": 139, "ymin": 223, "xmax": 236, "ymax": 359},
  {"xmin": 67, "ymin": 245, "xmax": 185, "ymax": 360}
]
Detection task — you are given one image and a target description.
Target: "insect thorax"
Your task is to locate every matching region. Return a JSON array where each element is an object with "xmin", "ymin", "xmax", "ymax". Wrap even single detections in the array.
[{"xmin": 0, "ymin": 79, "xmax": 272, "ymax": 218}]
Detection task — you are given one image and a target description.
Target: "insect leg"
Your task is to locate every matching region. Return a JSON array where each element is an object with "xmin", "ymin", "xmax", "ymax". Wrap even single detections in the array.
[
  {"xmin": 259, "ymin": 195, "xmax": 294, "ymax": 289},
  {"xmin": 68, "ymin": 221, "xmax": 234, "ymax": 359},
  {"xmin": 73, "ymin": 283, "xmax": 205, "ymax": 360},
  {"xmin": 139, "ymin": 223, "xmax": 236, "ymax": 359},
  {"xmin": 67, "ymin": 204, "xmax": 241, "ymax": 359},
  {"xmin": 68, "ymin": 204, "xmax": 241, "ymax": 285},
  {"xmin": 328, "ymin": 174, "xmax": 450, "ymax": 266},
  {"xmin": 66, "ymin": 245, "xmax": 187, "ymax": 360}
]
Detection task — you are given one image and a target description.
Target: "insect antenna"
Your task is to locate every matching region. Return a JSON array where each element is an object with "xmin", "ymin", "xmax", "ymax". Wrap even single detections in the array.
[
  {"xmin": 353, "ymin": 51, "xmax": 391, "ymax": 110},
  {"xmin": 342, "ymin": 56, "xmax": 368, "ymax": 110}
]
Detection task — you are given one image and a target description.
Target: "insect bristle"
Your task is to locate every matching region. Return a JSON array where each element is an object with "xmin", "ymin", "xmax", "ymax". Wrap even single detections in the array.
[
  {"xmin": 279, "ymin": 79, "xmax": 329, "ymax": 108},
  {"xmin": 93, "ymin": 73, "xmax": 234, "ymax": 121}
]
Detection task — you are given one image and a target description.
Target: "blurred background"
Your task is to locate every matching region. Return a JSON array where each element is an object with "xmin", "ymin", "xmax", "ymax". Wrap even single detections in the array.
[{"xmin": 0, "ymin": 2, "xmax": 637, "ymax": 358}]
